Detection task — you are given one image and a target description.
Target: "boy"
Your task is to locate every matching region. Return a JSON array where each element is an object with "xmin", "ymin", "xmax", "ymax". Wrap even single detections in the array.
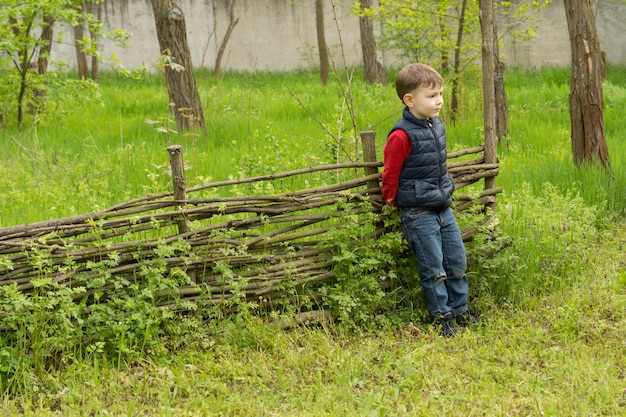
[{"xmin": 382, "ymin": 63, "xmax": 479, "ymax": 337}]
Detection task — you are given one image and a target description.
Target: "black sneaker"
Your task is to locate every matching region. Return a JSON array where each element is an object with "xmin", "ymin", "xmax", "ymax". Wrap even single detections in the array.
[
  {"xmin": 454, "ymin": 310, "xmax": 481, "ymax": 327},
  {"xmin": 434, "ymin": 313, "xmax": 458, "ymax": 337}
]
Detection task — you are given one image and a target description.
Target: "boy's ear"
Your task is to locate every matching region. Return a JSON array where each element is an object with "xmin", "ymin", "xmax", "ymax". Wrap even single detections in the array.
[{"xmin": 403, "ymin": 93, "xmax": 414, "ymax": 107}]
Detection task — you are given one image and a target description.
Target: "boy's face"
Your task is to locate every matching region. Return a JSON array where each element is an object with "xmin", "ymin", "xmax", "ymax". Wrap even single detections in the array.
[{"xmin": 402, "ymin": 85, "xmax": 444, "ymax": 120}]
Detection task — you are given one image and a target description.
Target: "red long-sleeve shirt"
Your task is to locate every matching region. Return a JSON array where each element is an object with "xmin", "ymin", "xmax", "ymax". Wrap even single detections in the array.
[{"xmin": 381, "ymin": 129, "xmax": 412, "ymax": 207}]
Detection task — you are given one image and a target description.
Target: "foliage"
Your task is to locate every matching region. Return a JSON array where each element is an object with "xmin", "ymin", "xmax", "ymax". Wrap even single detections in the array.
[
  {"xmin": 465, "ymin": 183, "xmax": 609, "ymax": 304},
  {"xmin": 353, "ymin": 0, "xmax": 550, "ymax": 123},
  {"xmin": 0, "ymin": 65, "xmax": 625, "ymax": 412},
  {"xmin": 1, "ymin": 240, "xmax": 625, "ymax": 415},
  {"xmin": 319, "ymin": 203, "xmax": 408, "ymax": 330},
  {"xmin": 495, "ymin": 0, "xmax": 552, "ymax": 44},
  {"xmin": 355, "ymin": 0, "xmax": 479, "ymax": 68},
  {"xmin": 0, "ymin": 0, "xmax": 133, "ymax": 128},
  {"xmin": 0, "ymin": 235, "xmax": 196, "ymax": 394},
  {"xmin": 354, "ymin": 0, "xmax": 548, "ymax": 69}
]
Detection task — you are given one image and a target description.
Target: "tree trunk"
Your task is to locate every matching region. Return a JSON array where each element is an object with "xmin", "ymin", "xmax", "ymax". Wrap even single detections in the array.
[
  {"xmin": 316, "ymin": 0, "xmax": 330, "ymax": 85},
  {"xmin": 494, "ymin": 58, "xmax": 508, "ymax": 140},
  {"xmin": 74, "ymin": 2, "xmax": 89, "ymax": 80},
  {"xmin": 74, "ymin": 26, "xmax": 89, "ymax": 79},
  {"xmin": 150, "ymin": 0, "xmax": 205, "ymax": 131},
  {"xmin": 492, "ymin": 13, "xmax": 508, "ymax": 140},
  {"xmin": 214, "ymin": 0, "xmax": 239, "ymax": 78},
  {"xmin": 563, "ymin": 0, "xmax": 609, "ymax": 168},
  {"xmin": 88, "ymin": 0, "xmax": 101, "ymax": 83},
  {"xmin": 33, "ymin": 15, "xmax": 55, "ymax": 109},
  {"xmin": 479, "ymin": 0, "xmax": 497, "ymax": 213},
  {"xmin": 358, "ymin": 0, "xmax": 386, "ymax": 85},
  {"xmin": 449, "ymin": 0, "xmax": 468, "ymax": 125},
  {"xmin": 437, "ymin": 1, "xmax": 451, "ymax": 73},
  {"xmin": 38, "ymin": 15, "xmax": 54, "ymax": 75},
  {"xmin": 11, "ymin": 16, "xmax": 30, "ymax": 128}
]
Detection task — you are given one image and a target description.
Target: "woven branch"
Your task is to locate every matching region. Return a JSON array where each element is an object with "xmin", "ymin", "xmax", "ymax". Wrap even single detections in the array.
[{"xmin": 448, "ymin": 145, "xmax": 485, "ymax": 159}]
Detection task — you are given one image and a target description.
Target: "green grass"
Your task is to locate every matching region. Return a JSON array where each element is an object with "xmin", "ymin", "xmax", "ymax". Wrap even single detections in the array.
[
  {"xmin": 3, "ymin": 255, "xmax": 626, "ymax": 416},
  {"xmin": 2, "ymin": 66, "xmax": 623, "ymax": 225},
  {"xmin": 498, "ymin": 65, "xmax": 626, "ymax": 213},
  {"xmin": 0, "ymin": 68, "xmax": 401, "ymax": 225},
  {"xmin": 1, "ymin": 65, "xmax": 626, "ymax": 415}
]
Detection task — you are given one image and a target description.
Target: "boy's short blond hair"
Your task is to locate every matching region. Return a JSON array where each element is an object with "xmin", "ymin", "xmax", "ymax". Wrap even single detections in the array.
[{"xmin": 395, "ymin": 63, "xmax": 444, "ymax": 102}]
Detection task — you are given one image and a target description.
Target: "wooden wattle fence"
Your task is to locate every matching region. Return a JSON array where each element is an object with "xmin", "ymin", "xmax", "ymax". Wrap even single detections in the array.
[{"xmin": 0, "ymin": 132, "xmax": 500, "ymax": 314}]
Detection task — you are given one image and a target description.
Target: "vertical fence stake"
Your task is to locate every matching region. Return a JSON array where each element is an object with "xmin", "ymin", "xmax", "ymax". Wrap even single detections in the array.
[
  {"xmin": 167, "ymin": 145, "xmax": 197, "ymax": 283},
  {"xmin": 360, "ymin": 131, "xmax": 384, "ymax": 230},
  {"xmin": 360, "ymin": 130, "xmax": 380, "ymax": 193},
  {"xmin": 167, "ymin": 145, "xmax": 189, "ymax": 234}
]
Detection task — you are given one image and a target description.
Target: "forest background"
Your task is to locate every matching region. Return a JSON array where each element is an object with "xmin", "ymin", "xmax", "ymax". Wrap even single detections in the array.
[{"xmin": 0, "ymin": 0, "xmax": 625, "ymax": 416}]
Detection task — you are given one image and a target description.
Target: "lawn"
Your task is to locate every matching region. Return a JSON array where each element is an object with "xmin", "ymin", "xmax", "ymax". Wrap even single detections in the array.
[{"xmin": 0, "ymin": 64, "xmax": 625, "ymax": 416}]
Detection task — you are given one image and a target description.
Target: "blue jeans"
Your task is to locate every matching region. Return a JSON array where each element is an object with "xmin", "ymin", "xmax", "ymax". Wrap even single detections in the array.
[{"xmin": 399, "ymin": 207, "xmax": 469, "ymax": 317}]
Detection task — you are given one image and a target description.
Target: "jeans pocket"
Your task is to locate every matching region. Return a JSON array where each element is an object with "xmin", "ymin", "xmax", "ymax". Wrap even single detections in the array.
[{"xmin": 400, "ymin": 207, "xmax": 429, "ymax": 222}]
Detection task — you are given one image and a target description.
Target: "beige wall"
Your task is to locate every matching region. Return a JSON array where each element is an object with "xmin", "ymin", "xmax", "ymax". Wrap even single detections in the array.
[
  {"xmin": 51, "ymin": 0, "xmax": 365, "ymax": 72},
  {"xmin": 499, "ymin": 0, "xmax": 626, "ymax": 68},
  {"xmin": 50, "ymin": 0, "xmax": 626, "ymax": 73}
]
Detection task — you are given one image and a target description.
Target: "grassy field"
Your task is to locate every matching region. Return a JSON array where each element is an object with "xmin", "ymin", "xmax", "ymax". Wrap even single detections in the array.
[{"xmin": 0, "ymin": 65, "xmax": 625, "ymax": 416}]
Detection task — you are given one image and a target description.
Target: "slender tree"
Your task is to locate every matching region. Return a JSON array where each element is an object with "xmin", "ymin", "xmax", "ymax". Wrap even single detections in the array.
[
  {"xmin": 489, "ymin": 1, "xmax": 508, "ymax": 140},
  {"xmin": 316, "ymin": 0, "xmax": 330, "ymax": 85},
  {"xmin": 563, "ymin": 0, "xmax": 609, "ymax": 168},
  {"xmin": 493, "ymin": 38, "xmax": 508, "ymax": 139},
  {"xmin": 479, "ymin": 0, "xmax": 498, "ymax": 212},
  {"xmin": 72, "ymin": 1, "xmax": 102, "ymax": 81},
  {"xmin": 448, "ymin": 0, "xmax": 468, "ymax": 125},
  {"xmin": 74, "ymin": 2, "xmax": 89, "ymax": 80},
  {"xmin": 214, "ymin": 0, "xmax": 238, "ymax": 77},
  {"xmin": 37, "ymin": 14, "xmax": 55, "ymax": 75},
  {"xmin": 358, "ymin": 0, "xmax": 386, "ymax": 85},
  {"xmin": 88, "ymin": 0, "xmax": 102, "ymax": 83},
  {"xmin": 150, "ymin": 0, "xmax": 205, "ymax": 131},
  {"xmin": 0, "ymin": 0, "xmax": 83, "ymax": 127}
]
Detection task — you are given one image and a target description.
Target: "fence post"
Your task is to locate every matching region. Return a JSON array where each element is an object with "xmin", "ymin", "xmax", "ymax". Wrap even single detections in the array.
[
  {"xmin": 360, "ymin": 130, "xmax": 379, "ymax": 191},
  {"xmin": 167, "ymin": 145, "xmax": 189, "ymax": 234},
  {"xmin": 360, "ymin": 131, "xmax": 383, "ymax": 219}
]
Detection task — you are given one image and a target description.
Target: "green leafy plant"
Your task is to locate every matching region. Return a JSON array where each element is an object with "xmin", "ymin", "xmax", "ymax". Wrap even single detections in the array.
[
  {"xmin": 319, "ymin": 201, "xmax": 408, "ymax": 330},
  {"xmin": 0, "ymin": 278, "xmax": 85, "ymax": 394},
  {"xmin": 466, "ymin": 183, "xmax": 607, "ymax": 304}
]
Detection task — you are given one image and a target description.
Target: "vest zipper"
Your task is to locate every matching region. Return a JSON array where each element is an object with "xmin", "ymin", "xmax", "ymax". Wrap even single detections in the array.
[{"xmin": 429, "ymin": 119, "xmax": 445, "ymax": 203}]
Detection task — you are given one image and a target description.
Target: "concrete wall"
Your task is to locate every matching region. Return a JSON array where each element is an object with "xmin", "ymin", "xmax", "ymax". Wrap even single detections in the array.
[
  {"xmin": 50, "ymin": 0, "xmax": 626, "ymax": 73},
  {"xmin": 51, "ymin": 0, "xmax": 364, "ymax": 72},
  {"xmin": 499, "ymin": 0, "xmax": 626, "ymax": 68}
]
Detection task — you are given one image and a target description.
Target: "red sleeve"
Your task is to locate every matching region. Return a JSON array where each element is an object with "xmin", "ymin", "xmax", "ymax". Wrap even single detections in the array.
[{"xmin": 382, "ymin": 129, "xmax": 411, "ymax": 207}]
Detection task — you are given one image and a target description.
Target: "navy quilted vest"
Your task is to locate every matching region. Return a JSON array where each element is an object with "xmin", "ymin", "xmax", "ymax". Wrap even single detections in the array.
[{"xmin": 390, "ymin": 108, "xmax": 455, "ymax": 209}]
